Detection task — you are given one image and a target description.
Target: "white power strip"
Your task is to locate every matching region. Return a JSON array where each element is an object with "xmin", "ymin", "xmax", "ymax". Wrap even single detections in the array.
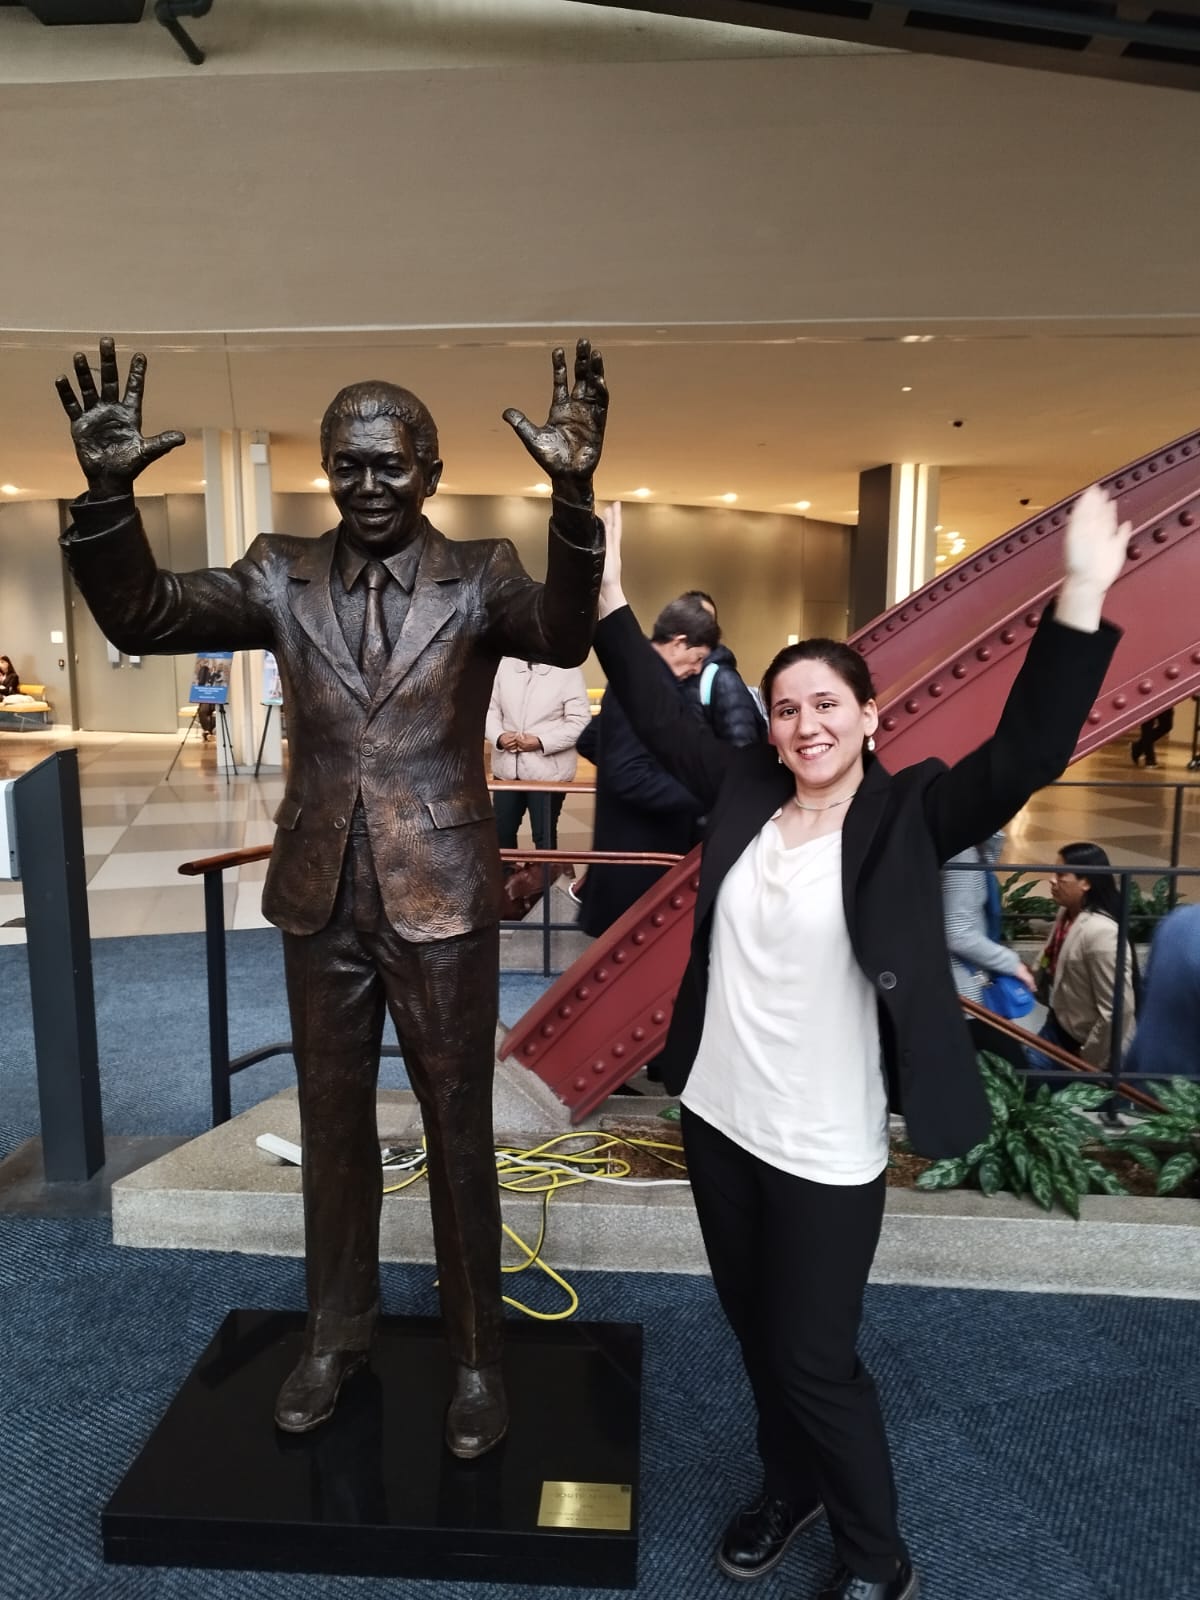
[{"xmin": 256, "ymin": 1133, "xmax": 303, "ymax": 1165}]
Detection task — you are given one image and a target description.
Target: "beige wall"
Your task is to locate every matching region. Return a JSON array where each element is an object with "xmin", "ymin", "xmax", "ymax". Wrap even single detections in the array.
[
  {"xmin": 271, "ymin": 491, "xmax": 850, "ymax": 688},
  {"xmin": 0, "ymin": 499, "xmax": 74, "ymax": 723}
]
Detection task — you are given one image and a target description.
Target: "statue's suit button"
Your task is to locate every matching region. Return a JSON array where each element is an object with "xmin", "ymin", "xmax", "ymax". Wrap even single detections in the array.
[
  {"xmin": 362, "ymin": 742, "xmax": 376, "ymax": 757},
  {"xmin": 334, "ymin": 816, "xmax": 347, "ymax": 830},
  {"xmin": 878, "ymin": 970, "xmax": 897, "ymax": 991}
]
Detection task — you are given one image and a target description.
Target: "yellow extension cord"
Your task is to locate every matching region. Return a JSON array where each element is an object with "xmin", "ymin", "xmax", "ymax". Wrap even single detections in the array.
[{"xmin": 381, "ymin": 1130, "xmax": 689, "ymax": 1321}]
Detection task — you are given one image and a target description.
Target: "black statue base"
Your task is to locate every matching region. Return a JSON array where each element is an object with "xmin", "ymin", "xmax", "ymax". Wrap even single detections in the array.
[{"xmin": 102, "ymin": 1310, "xmax": 642, "ymax": 1588}]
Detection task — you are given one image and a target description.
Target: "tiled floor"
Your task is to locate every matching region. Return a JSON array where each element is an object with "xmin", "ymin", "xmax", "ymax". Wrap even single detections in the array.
[{"xmin": 0, "ymin": 723, "xmax": 1196, "ymax": 945}]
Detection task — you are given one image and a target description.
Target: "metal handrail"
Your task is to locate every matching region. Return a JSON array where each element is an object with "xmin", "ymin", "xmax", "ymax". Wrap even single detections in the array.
[{"xmin": 178, "ymin": 781, "xmax": 1199, "ymax": 1125}]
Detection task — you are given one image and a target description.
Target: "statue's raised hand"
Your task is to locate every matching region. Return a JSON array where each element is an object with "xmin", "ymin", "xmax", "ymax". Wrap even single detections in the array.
[
  {"xmin": 55, "ymin": 338, "xmax": 186, "ymax": 499},
  {"xmin": 503, "ymin": 340, "xmax": 607, "ymax": 500}
]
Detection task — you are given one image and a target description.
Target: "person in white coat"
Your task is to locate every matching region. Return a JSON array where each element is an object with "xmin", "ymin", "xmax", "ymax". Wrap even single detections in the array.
[{"xmin": 486, "ymin": 657, "xmax": 591, "ymax": 849}]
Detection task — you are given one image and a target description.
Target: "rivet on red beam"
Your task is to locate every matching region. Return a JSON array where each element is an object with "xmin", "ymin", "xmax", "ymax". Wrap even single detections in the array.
[{"xmin": 952, "ymin": 664, "xmax": 967, "ymax": 678}]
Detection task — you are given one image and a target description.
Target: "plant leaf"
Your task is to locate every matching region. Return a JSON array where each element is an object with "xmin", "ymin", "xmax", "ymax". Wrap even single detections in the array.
[
  {"xmin": 1156, "ymin": 1152, "xmax": 1200, "ymax": 1196},
  {"xmin": 1028, "ymin": 1159, "xmax": 1054, "ymax": 1210},
  {"xmin": 1052, "ymin": 1169, "xmax": 1081, "ymax": 1220},
  {"xmin": 1051, "ymin": 1083, "xmax": 1111, "ymax": 1112},
  {"xmin": 978, "ymin": 1154, "xmax": 1005, "ymax": 1197},
  {"xmin": 916, "ymin": 1158, "xmax": 969, "ymax": 1191},
  {"xmin": 1004, "ymin": 1130, "xmax": 1031, "ymax": 1189},
  {"xmin": 1082, "ymin": 1158, "xmax": 1128, "ymax": 1196}
]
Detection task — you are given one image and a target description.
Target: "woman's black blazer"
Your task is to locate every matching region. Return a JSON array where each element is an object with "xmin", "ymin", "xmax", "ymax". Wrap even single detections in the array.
[{"xmin": 593, "ymin": 603, "xmax": 1120, "ymax": 1159}]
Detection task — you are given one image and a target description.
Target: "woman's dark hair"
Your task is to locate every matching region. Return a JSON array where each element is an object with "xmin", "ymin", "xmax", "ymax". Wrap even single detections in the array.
[
  {"xmin": 761, "ymin": 638, "xmax": 876, "ymax": 712},
  {"xmin": 0, "ymin": 656, "xmax": 11, "ymax": 670},
  {"xmin": 1058, "ymin": 842, "xmax": 1122, "ymax": 920},
  {"xmin": 1058, "ymin": 841, "xmax": 1142, "ymax": 1001}
]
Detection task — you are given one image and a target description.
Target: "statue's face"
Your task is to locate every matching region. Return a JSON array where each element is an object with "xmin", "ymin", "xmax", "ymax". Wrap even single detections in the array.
[{"xmin": 324, "ymin": 413, "xmax": 442, "ymax": 553}]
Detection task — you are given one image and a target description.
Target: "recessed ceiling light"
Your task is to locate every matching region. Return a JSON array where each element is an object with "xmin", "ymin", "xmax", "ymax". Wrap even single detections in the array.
[
  {"xmin": 311, "ymin": 476, "xmax": 329, "ymax": 489},
  {"xmin": 794, "ymin": 500, "xmax": 812, "ymax": 511},
  {"xmin": 934, "ymin": 523, "xmax": 943, "ymax": 532},
  {"xmin": 530, "ymin": 483, "xmax": 551, "ymax": 494},
  {"xmin": 720, "ymin": 492, "xmax": 738, "ymax": 504},
  {"xmin": 0, "ymin": 484, "xmax": 18, "ymax": 495},
  {"xmin": 935, "ymin": 554, "xmax": 947, "ymax": 564},
  {"xmin": 901, "ymin": 386, "xmax": 913, "ymax": 393},
  {"xmin": 632, "ymin": 487, "xmax": 652, "ymax": 499}
]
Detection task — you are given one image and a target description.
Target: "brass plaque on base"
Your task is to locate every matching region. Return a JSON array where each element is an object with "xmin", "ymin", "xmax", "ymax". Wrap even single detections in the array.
[{"xmin": 537, "ymin": 1480, "xmax": 633, "ymax": 1532}]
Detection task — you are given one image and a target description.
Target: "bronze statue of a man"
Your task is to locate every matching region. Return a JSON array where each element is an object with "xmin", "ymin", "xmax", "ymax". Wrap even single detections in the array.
[{"xmin": 56, "ymin": 337, "xmax": 607, "ymax": 1456}]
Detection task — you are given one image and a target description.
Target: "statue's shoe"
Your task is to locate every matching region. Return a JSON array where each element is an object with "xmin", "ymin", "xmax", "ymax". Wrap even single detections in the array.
[
  {"xmin": 445, "ymin": 1361, "xmax": 508, "ymax": 1458},
  {"xmin": 274, "ymin": 1348, "xmax": 369, "ymax": 1433}
]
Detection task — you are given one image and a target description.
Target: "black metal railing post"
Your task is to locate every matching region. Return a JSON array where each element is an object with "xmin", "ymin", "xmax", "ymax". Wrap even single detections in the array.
[
  {"xmin": 11, "ymin": 751, "xmax": 105, "ymax": 1181},
  {"xmin": 204, "ymin": 869, "xmax": 233, "ymax": 1125},
  {"xmin": 1169, "ymin": 784, "xmax": 1185, "ymax": 906}
]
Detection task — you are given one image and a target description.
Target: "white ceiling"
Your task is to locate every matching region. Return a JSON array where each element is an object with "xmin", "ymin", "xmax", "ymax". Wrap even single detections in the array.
[{"xmin": 0, "ymin": 10, "xmax": 1197, "ymax": 561}]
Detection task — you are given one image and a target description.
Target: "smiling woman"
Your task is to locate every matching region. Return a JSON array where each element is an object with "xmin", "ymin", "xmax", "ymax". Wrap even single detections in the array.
[{"xmin": 587, "ymin": 491, "xmax": 1129, "ymax": 1600}]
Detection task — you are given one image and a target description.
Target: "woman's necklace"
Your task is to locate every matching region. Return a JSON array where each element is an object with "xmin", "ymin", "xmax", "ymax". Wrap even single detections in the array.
[{"xmin": 791, "ymin": 787, "xmax": 860, "ymax": 813}]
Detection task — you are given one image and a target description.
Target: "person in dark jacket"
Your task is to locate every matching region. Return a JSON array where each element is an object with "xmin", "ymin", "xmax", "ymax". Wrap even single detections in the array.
[
  {"xmin": 678, "ymin": 590, "xmax": 766, "ymax": 748},
  {"xmin": 591, "ymin": 493, "xmax": 1126, "ymax": 1600},
  {"xmin": 575, "ymin": 592, "xmax": 717, "ymax": 938},
  {"xmin": 0, "ymin": 656, "xmax": 19, "ymax": 697},
  {"xmin": 1123, "ymin": 903, "xmax": 1200, "ymax": 1080}
]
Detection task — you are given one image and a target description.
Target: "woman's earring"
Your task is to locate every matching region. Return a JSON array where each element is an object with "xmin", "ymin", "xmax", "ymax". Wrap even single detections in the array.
[{"xmin": 867, "ymin": 735, "xmax": 876, "ymax": 753}]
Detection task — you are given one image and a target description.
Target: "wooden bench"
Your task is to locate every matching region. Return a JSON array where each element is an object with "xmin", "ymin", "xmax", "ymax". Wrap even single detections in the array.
[{"xmin": 0, "ymin": 683, "xmax": 52, "ymax": 729}]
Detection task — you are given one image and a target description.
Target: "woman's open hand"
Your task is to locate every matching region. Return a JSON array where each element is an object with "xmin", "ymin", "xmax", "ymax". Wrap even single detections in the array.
[
  {"xmin": 599, "ymin": 501, "xmax": 626, "ymax": 618},
  {"xmin": 1057, "ymin": 484, "xmax": 1132, "ymax": 632}
]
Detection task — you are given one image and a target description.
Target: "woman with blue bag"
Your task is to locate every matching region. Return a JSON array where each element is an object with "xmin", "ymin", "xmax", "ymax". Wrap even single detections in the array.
[{"xmin": 942, "ymin": 834, "xmax": 1036, "ymax": 1019}]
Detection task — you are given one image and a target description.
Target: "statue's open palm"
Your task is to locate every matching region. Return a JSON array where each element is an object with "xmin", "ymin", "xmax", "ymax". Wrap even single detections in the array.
[
  {"xmin": 55, "ymin": 337, "xmax": 185, "ymax": 498},
  {"xmin": 503, "ymin": 340, "xmax": 607, "ymax": 486}
]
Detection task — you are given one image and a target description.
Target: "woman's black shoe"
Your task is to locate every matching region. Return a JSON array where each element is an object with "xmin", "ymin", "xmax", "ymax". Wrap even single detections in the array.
[
  {"xmin": 815, "ymin": 1558, "xmax": 919, "ymax": 1599},
  {"xmin": 715, "ymin": 1490, "xmax": 824, "ymax": 1580}
]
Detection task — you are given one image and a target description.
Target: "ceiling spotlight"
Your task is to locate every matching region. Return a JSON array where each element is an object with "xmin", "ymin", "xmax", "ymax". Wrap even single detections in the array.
[
  {"xmin": 934, "ymin": 523, "xmax": 943, "ymax": 532},
  {"xmin": 794, "ymin": 500, "xmax": 812, "ymax": 511},
  {"xmin": 935, "ymin": 554, "xmax": 947, "ymax": 564},
  {"xmin": 633, "ymin": 487, "xmax": 652, "ymax": 499},
  {"xmin": 311, "ymin": 476, "xmax": 329, "ymax": 489},
  {"xmin": 0, "ymin": 484, "xmax": 18, "ymax": 495},
  {"xmin": 530, "ymin": 483, "xmax": 551, "ymax": 495},
  {"xmin": 720, "ymin": 492, "xmax": 738, "ymax": 504},
  {"xmin": 901, "ymin": 386, "xmax": 913, "ymax": 393}
]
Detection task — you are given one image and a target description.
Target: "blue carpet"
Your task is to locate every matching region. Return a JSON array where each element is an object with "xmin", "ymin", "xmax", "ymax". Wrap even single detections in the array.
[
  {"xmin": 0, "ymin": 1222, "xmax": 1197, "ymax": 1600},
  {"xmin": 0, "ymin": 931, "xmax": 555, "ymax": 1160},
  {"xmin": 2, "ymin": 936, "xmax": 1198, "ymax": 1598}
]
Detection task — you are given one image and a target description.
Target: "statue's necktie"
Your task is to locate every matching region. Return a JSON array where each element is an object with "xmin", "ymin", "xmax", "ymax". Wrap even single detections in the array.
[{"xmin": 359, "ymin": 561, "xmax": 390, "ymax": 695}]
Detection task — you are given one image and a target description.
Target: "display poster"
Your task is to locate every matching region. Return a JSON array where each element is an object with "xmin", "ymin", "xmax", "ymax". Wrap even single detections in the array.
[
  {"xmin": 189, "ymin": 652, "xmax": 232, "ymax": 704},
  {"xmin": 262, "ymin": 652, "xmax": 283, "ymax": 706}
]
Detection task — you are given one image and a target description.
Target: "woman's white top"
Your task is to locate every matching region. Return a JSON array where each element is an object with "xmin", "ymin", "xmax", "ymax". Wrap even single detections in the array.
[{"xmin": 682, "ymin": 819, "xmax": 890, "ymax": 1185}]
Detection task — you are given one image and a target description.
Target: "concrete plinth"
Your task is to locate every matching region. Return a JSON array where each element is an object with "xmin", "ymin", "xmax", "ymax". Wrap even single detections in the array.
[{"xmin": 110, "ymin": 1086, "xmax": 1200, "ymax": 1300}]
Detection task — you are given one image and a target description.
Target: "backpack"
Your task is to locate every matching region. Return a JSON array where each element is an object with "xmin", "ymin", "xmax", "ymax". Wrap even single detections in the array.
[{"xmin": 699, "ymin": 660, "xmax": 768, "ymax": 725}]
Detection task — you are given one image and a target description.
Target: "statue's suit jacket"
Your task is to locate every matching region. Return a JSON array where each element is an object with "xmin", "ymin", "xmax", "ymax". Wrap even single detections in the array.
[{"xmin": 63, "ymin": 495, "xmax": 604, "ymax": 940}]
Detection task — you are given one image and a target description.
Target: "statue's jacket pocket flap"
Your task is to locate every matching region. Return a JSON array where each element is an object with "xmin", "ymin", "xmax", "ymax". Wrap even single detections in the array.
[
  {"xmin": 273, "ymin": 797, "xmax": 303, "ymax": 830},
  {"xmin": 425, "ymin": 796, "xmax": 494, "ymax": 830}
]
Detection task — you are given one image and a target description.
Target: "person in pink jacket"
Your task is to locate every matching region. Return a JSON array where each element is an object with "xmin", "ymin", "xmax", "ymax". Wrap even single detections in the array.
[{"xmin": 486, "ymin": 657, "xmax": 591, "ymax": 849}]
